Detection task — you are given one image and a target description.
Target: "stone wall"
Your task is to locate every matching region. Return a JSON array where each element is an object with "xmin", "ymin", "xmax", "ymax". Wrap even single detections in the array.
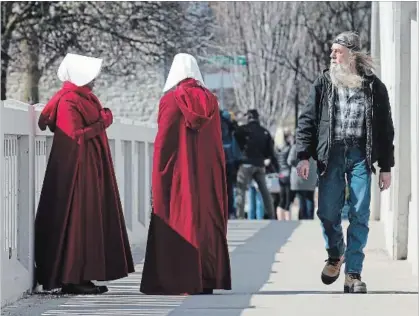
[{"xmin": 6, "ymin": 65, "xmax": 162, "ymax": 123}]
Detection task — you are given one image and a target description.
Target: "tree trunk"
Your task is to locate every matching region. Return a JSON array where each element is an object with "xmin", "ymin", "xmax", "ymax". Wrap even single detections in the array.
[
  {"xmin": 1, "ymin": 39, "xmax": 11, "ymax": 101},
  {"xmin": 23, "ymin": 35, "xmax": 41, "ymax": 105},
  {"xmin": 294, "ymin": 85, "xmax": 299, "ymax": 130},
  {"xmin": 293, "ymin": 55, "xmax": 300, "ymax": 130}
]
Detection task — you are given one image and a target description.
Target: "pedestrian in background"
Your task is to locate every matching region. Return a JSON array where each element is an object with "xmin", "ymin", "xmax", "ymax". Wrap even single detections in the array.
[
  {"xmin": 274, "ymin": 127, "xmax": 295, "ymax": 221},
  {"xmin": 220, "ymin": 109, "xmax": 242, "ymax": 219},
  {"xmin": 234, "ymin": 109, "xmax": 279, "ymax": 219},
  {"xmin": 287, "ymin": 142, "xmax": 317, "ymax": 219}
]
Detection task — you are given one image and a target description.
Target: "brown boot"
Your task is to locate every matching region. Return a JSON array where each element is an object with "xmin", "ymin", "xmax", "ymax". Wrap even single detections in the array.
[
  {"xmin": 344, "ymin": 273, "xmax": 367, "ymax": 293},
  {"xmin": 321, "ymin": 256, "xmax": 344, "ymax": 285}
]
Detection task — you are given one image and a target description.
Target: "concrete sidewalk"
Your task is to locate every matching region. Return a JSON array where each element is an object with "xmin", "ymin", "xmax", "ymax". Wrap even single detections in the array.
[{"xmin": 2, "ymin": 220, "xmax": 418, "ymax": 316}]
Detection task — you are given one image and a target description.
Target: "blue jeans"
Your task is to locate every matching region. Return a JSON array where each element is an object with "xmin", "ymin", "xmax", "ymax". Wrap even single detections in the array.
[
  {"xmin": 248, "ymin": 186, "xmax": 265, "ymax": 220},
  {"xmin": 226, "ymin": 163, "xmax": 236, "ymax": 218},
  {"xmin": 317, "ymin": 144, "xmax": 371, "ymax": 274},
  {"xmin": 296, "ymin": 190, "xmax": 315, "ymax": 219}
]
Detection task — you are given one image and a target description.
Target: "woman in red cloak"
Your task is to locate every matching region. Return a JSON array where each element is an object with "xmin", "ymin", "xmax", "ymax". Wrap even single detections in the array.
[
  {"xmin": 140, "ymin": 53, "xmax": 232, "ymax": 295},
  {"xmin": 35, "ymin": 53, "xmax": 134, "ymax": 295}
]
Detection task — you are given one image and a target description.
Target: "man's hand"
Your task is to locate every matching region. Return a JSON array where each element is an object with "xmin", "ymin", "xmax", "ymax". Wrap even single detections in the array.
[
  {"xmin": 379, "ymin": 172, "xmax": 391, "ymax": 191},
  {"xmin": 297, "ymin": 160, "xmax": 310, "ymax": 180}
]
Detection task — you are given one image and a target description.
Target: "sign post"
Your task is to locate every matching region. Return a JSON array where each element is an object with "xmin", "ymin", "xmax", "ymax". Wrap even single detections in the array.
[
  {"xmin": 198, "ymin": 55, "xmax": 247, "ymax": 109},
  {"xmin": 206, "ymin": 55, "xmax": 247, "ymax": 66}
]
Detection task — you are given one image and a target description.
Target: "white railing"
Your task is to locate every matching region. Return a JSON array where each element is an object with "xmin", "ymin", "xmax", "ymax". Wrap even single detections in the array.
[{"xmin": 0, "ymin": 99, "xmax": 157, "ymax": 307}]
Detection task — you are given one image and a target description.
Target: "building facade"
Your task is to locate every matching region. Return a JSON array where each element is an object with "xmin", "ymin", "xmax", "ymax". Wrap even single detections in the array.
[{"xmin": 371, "ymin": 1, "xmax": 418, "ymax": 275}]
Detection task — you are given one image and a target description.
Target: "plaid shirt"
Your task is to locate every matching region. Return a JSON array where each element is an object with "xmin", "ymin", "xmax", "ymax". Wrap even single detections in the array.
[{"xmin": 334, "ymin": 87, "xmax": 367, "ymax": 141}]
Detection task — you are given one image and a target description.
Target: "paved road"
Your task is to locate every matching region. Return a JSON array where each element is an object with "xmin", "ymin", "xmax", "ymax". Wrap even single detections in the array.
[{"xmin": 2, "ymin": 220, "xmax": 418, "ymax": 316}]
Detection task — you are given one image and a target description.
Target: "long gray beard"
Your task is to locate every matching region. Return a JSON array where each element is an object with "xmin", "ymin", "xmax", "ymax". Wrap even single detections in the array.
[{"xmin": 330, "ymin": 63, "xmax": 363, "ymax": 89}]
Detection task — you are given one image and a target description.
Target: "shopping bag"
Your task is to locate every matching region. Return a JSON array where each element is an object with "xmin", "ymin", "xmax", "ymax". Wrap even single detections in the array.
[{"xmin": 265, "ymin": 173, "xmax": 280, "ymax": 193}]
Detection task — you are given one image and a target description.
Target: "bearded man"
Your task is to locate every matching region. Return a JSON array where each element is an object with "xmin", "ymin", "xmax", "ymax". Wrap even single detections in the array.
[{"xmin": 295, "ymin": 32, "xmax": 395, "ymax": 293}]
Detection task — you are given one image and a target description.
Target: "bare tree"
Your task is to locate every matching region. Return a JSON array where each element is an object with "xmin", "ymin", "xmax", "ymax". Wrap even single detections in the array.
[
  {"xmin": 210, "ymin": 2, "xmax": 371, "ymax": 130},
  {"xmin": 2, "ymin": 2, "xmax": 161, "ymax": 102},
  {"xmin": 156, "ymin": 2, "xmax": 216, "ymax": 80},
  {"xmin": 283, "ymin": 2, "xmax": 372, "ymax": 127},
  {"xmin": 2, "ymin": 1, "xmax": 216, "ymax": 106},
  {"xmin": 284, "ymin": 2, "xmax": 372, "ymax": 85},
  {"xmin": 211, "ymin": 2, "xmax": 300, "ymax": 130}
]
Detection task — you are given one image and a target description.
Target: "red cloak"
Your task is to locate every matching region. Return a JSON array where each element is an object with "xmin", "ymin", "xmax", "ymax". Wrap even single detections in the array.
[
  {"xmin": 35, "ymin": 82, "xmax": 134, "ymax": 290},
  {"xmin": 140, "ymin": 79, "xmax": 232, "ymax": 295}
]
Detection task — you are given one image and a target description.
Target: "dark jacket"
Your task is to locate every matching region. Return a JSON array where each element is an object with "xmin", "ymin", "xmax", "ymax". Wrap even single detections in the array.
[
  {"xmin": 235, "ymin": 120, "xmax": 279, "ymax": 171},
  {"xmin": 296, "ymin": 69, "xmax": 395, "ymax": 174},
  {"xmin": 220, "ymin": 110, "xmax": 242, "ymax": 165}
]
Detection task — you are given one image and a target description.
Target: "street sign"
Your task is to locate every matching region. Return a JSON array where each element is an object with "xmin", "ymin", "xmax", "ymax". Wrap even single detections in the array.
[{"xmin": 207, "ymin": 55, "xmax": 247, "ymax": 66}]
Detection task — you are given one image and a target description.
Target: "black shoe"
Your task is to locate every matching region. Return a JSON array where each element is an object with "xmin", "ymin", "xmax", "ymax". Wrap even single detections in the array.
[
  {"xmin": 199, "ymin": 288, "xmax": 213, "ymax": 295},
  {"xmin": 61, "ymin": 283, "xmax": 108, "ymax": 295},
  {"xmin": 85, "ymin": 281, "xmax": 109, "ymax": 294}
]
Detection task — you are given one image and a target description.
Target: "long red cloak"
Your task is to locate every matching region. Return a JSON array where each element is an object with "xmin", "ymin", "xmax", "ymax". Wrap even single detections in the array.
[
  {"xmin": 35, "ymin": 82, "xmax": 134, "ymax": 290},
  {"xmin": 140, "ymin": 79, "xmax": 232, "ymax": 295}
]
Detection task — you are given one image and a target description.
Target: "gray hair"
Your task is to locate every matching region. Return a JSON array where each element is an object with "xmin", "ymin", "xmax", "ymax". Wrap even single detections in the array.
[{"xmin": 333, "ymin": 31, "xmax": 376, "ymax": 76}]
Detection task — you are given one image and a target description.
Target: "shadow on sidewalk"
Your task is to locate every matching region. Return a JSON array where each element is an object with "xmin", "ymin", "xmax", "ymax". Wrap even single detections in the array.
[
  {"xmin": 170, "ymin": 220, "xmax": 300, "ymax": 315},
  {"xmin": 3, "ymin": 221, "xmax": 297, "ymax": 316},
  {"xmin": 252, "ymin": 290, "xmax": 419, "ymax": 295}
]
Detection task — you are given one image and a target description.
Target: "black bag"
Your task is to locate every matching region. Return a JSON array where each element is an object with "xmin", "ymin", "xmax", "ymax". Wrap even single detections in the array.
[{"xmin": 278, "ymin": 169, "xmax": 290, "ymax": 185}]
